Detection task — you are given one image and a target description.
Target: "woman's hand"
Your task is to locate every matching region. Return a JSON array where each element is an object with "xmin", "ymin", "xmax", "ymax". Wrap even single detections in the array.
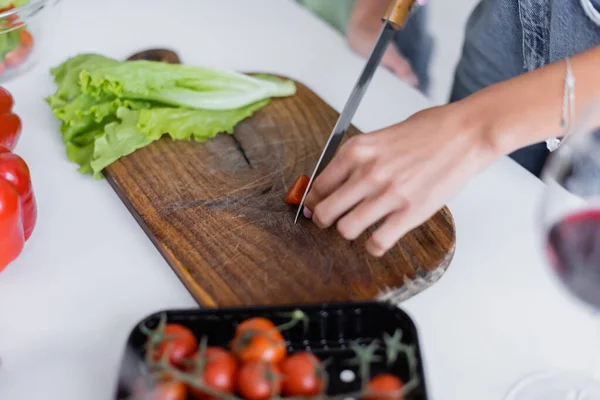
[
  {"xmin": 303, "ymin": 103, "xmax": 497, "ymax": 257},
  {"xmin": 302, "ymin": 45, "xmax": 600, "ymax": 258},
  {"xmin": 346, "ymin": 23, "xmax": 419, "ymax": 88},
  {"xmin": 346, "ymin": 0, "xmax": 419, "ymax": 88}
]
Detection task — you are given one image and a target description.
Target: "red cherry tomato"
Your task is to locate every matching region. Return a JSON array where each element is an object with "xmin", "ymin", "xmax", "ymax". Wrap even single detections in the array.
[
  {"xmin": 151, "ymin": 380, "xmax": 187, "ymax": 400},
  {"xmin": 20, "ymin": 29, "xmax": 33, "ymax": 48},
  {"xmin": 189, "ymin": 347, "xmax": 238, "ymax": 400},
  {"xmin": 4, "ymin": 45, "xmax": 31, "ymax": 68},
  {"xmin": 280, "ymin": 352, "xmax": 325, "ymax": 396},
  {"xmin": 284, "ymin": 174, "xmax": 309, "ymax": 205},
  {"xmin": 364, "ymin": 374, "xmax": 404, "ymax": 400},
  {"xmin": 152, "ymin": 323, "xmax": 198, "ymax": 367},
  {"xmin": 237, "ymin": 317, "xmax": 278, "ymax": 333},
  {"xmin": 231, "ymin": 317, "xmax": 286, "ymax": 364},
  {"xmin": 237, "ymin": 361, "xmax": 281, "ymax": 400}
]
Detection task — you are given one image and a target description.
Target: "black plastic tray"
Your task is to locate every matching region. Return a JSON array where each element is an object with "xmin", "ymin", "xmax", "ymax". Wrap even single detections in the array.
[{"xmin": 114, "ymin": 301, "xmax": 429, "ymax": 399}]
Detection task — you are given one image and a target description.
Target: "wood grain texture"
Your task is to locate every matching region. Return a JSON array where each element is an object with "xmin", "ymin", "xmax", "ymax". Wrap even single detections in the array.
[{"xmin": 102, "ymin": 51, "xmax": 456, "ymax": 308}]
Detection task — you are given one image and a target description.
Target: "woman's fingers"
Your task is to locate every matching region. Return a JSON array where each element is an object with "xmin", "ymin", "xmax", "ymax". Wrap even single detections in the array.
[
  {"xmin": 311, "ymin": 170, "xmax": 376, "ymax": 229},
  {"xmin": 304, "ymin": 136, "xmax": 377, "ymax": 216},
  {"xmin": 382, "ymin": 47, "xmax": 419, "ymax": 88},
  {"xmin": 336, "ymin": 186, "xmax": 406, "ymax": 241},
  {"xmin": 365, "ymin": 203, "xmax": 432, "ymax": 257},
  {"xmin": 365, "ymin": 208, "xmax": 411, "ymax": 257}
]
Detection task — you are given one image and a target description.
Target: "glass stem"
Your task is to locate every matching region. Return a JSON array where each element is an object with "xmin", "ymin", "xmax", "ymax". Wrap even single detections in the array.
[{"xmin": 594, "ymin": 314, "xmax": 600, "ymax": 382}]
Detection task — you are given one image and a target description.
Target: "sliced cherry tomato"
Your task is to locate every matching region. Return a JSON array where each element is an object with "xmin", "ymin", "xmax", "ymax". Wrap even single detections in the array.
[
  {"xmin": 280, "ymin": 352, "xmax": 325, "ymax": 396},
  {"xmin": 151, "ymin": 380, "xmax": 187, "ymax": 400},
  {"xmin": 231, "ymin": 317, "xmax": 286, "ymax": 364},
  {"xmin": 237, "ymin": 361, "xmax": 281, "ymax": 400},
  {"xmin": 364, "ymin": 374, "xmax": 404, "ymax": 400},
  {"xmin": 6, "ymin": 13, "xmax": 18, "ymax": 23},
  {"xmin": 4, "ymin": 46, "xmax": 29, "ymax": 68},
  {"xmin": 152, "ymin": 323, "xmax": 198, "ymax": 367},
  {"xmin": 189, "ymin": 347, "xmax": 238, "ymax": 400},
  {"xmin": 284, "ymin": 174, "xmax": 309, "ymax": 205},
  {"xmin": 0, "ymin": 63, "xmax": 6, "ymax": 77},
  {"xmin": 19, "ymin": 29, "xmax": 33, "ymax": 48}
]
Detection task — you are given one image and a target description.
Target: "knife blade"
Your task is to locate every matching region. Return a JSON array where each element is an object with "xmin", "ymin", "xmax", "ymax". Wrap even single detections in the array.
[{"xmin": 294, "ymin": 0, "xmax": 416, "ymax": 223}]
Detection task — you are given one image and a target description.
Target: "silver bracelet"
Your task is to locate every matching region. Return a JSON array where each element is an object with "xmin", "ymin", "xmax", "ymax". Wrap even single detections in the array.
[{"xmin": 546, "ymin": 57, "xmax": 576, "ymax": 152}]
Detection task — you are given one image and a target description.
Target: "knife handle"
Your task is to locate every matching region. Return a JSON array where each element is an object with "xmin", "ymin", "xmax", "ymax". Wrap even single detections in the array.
[{"xmin": 383, "ymin": 0, "xmax": 416, "ymax": 29}]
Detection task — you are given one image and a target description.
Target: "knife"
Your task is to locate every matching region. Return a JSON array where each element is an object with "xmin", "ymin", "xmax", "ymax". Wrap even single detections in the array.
[{"xmin": 294, "ymin": 0, "xmax": 418, "ymax": 223}]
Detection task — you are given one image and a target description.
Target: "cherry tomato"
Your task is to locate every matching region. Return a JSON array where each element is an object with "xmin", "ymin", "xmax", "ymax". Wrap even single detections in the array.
[
  {"xmin": 232, "ymin": 333, "xmax": 286, "ymax": 364},
  {"xmin": 231, "ymin": 317, "xmax": 287, "ymax": 364},
  {"xmin": 19, "ymin": 29, "xmax": 33, "ymax": 48},
  {"xmin": 284, "ymin": 174, "xmax": 309, "ymax": 205},
  {"xmin": 364, "ymin": 374, "xmax": 404, "ymax": 400},
  {"xmin": 4, "ymin": 47, "xmax": 28, "ymax": 68},
  {"xmin": 152, "ymin": 323, "xmax": 198, "ymax": 367},
  {"xmin": 237, "ymin": 361, "xmax": 281, "ymax": 400},
  {"xmin": 151, "ymin": 380, "xmax": 187, "ymax": 400},
  {"xmin": 280, "ymin": 352, "xmax": 325, "ymax": 396},
  {"xmin": 236, "ymin": 317, "xmax": 278, "ymax": 334},
  {"xmin": 189, "ymin": 347, "xmax": 238, "ymax": 400}
]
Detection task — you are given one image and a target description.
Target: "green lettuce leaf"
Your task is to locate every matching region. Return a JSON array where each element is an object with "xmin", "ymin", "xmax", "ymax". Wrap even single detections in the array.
[
  {"xmin": 46, "ymin": 53, "xmax": 295, "ymax": 178},
  {"xmin": 136, "ymin": 99, "xmax": 269, "ymax": 141},
  {"xmin": 78, "ymin": 60, "xmax": 296, "ymax": 110},
  {"xmin": 88, "ymin": 107, "xmax": 158, "ymax": 178},
  {"xmin": 66, "ymin": 128, "xmax": 102, "ymax": 175},
  {"xmin": 48, "ymin": 54, "xmax": 121, "ymax": 103},
  {"xmin": 53, "ymin": 94, "xmax": 152, "ymax": 142},
  {"xmin": 85, "ymin": 100, "xmax": 268, "ymax": 178},
  {"xmin": 0, "ymin": 0, "xmax": 28, "ymax": 8}
]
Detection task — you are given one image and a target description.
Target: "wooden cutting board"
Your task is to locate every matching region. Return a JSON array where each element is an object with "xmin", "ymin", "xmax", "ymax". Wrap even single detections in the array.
[{"xmin": 102, "ymin": 49, "xmax": 456, "ymax": 307}]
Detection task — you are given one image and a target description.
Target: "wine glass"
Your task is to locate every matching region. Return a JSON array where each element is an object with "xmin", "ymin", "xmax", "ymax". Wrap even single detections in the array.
[{"xmin": 505, "ymin": 97, "xmax": 600, "ymax": 399}]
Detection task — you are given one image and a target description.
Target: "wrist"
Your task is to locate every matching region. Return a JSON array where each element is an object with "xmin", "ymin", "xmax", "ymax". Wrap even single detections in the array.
[
  {"xmin": 448, "ymin": 97, "xmax": 508, "ymax": 167},
  {"xmin": 456, "ymin": 85, "xmax": 540, "ymax": 161}
]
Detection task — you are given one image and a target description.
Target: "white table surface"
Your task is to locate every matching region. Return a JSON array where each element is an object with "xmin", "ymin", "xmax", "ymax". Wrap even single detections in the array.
[{"xmin": 0, "ymin": 0, "xmax": 597, "ymax": 399}]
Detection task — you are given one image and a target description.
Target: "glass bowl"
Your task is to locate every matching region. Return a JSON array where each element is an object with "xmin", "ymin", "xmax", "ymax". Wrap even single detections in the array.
[{"xmin": 0, "ymin": 0, "xmax": 61, "ymax": 82}]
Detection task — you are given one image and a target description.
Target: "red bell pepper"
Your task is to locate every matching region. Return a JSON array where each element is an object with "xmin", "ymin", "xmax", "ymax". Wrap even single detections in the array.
[
  {"xmin": 0, "ymin": 145, "xmax": 36, "ymax": 271},
  {"xmin": 0, "ymin": 86, "xmax": 21, "ymax": 150}
]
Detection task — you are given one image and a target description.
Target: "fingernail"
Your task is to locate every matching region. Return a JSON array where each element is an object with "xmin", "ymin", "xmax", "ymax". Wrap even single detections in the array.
[{"xmin": 303, "ymin": 207, "xmax": 313, "ymax": 219}]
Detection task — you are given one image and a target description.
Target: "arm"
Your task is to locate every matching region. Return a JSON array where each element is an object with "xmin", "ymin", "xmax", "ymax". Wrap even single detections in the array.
[
  {"xmin": 468, "ymin": 45, "xmax": 600, "ymax": 155},
  {"xmin": 346, "ymin": 0, "xmax": 419, "ymax": 87},
  {"xmin": 304, "ymin": 45, "xmax": 600, "ymax": 257}
]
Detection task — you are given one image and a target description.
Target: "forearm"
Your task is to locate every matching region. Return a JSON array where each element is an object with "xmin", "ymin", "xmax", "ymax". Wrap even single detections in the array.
[{"xmin": 459, "ymin": 45, "xmax": 600, "ymax": 157}]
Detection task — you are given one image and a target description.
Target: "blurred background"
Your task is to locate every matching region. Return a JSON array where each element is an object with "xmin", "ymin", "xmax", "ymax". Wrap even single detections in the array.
[
  {"xmin": 298, "ymin": 0, "xmax": 480, "ymax": 105},
  {"xmin": 426, "ymin": 0, "xmax": 479, "ymax": 104}
]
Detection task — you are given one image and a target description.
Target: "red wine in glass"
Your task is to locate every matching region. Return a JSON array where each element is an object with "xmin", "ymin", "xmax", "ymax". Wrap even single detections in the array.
[
  {"xmin": 505, "ymin": 99, "xmax": 600, "ymax": 399},
  {"xmin": 547, "ymin": 209, "xmax": 600, "ymax": 309}
]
